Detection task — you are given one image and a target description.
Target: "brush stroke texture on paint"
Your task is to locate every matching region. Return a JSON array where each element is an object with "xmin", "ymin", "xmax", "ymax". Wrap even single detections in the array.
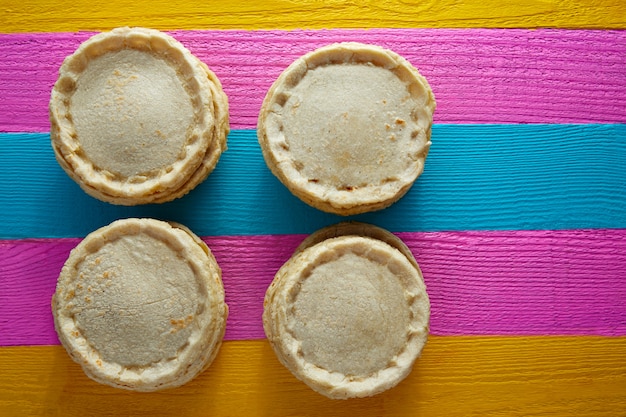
[
  {"xmin": 1, "ymin": 29, "xmax": 625, "ymax": 132},
  {"xmin": 2, "ymin": 229, "xmax": 625, "ymax": 346},
  {"xmin": 1, "ymin": 0, "xmax": 625, "ymax": 32},
  {"xmin": 1, "ymin": 126, "xmax": 625, "ymax": 239},
  {"xmin": 1, "ymin": 338, "xmax": 625, "ymax": 416}
]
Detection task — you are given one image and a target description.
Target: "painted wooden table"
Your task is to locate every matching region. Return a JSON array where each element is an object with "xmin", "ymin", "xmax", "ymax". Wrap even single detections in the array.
[{"xmin": 1, "ymin": 1, "xmax": 625, "ymax": 415}]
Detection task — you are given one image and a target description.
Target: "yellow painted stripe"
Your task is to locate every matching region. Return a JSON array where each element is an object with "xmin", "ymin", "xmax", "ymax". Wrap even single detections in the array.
[
  {"xmin": 1, "ymin": 0, "xmax": 625, "ymax": 32},
  {"xmin": 1, "ymin": 337, "xmax": 624, "ymax": 416}
]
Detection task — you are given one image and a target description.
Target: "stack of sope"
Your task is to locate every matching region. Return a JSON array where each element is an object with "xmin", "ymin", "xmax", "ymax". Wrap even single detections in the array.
[{"xmin": 49, "ymin": 27, "xmax": 229, "ymax": 205}]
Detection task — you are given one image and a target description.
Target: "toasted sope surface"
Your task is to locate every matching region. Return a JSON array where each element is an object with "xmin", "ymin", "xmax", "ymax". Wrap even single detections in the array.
[
  {"xmin": 49, "ymin": 27, "xmax": 228, "ymax": 205},
  {"xmin": 258, "ymin": 42, "xmax": 436, "ymax": 215},
  {"xmin": 52, "ymin": 218, "xmax": 228, "ymax": 391},
  {"xmin": 263, "ymin": 223, "xmax": 430, "ymax": 399}
]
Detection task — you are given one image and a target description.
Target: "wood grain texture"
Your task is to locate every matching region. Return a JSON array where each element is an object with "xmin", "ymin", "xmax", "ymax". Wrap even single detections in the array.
[
  {"xmin": 2, "ymin": 229, "xmax": 625, "ymax": 346},
  {"xmin": 1, "ymin": 0, "xmax": 625, "ymax": 32},
  {"xmin": 1, "ymin": 126, "xmax": 625, "ymax": 239},
  {"xmin": 0, "ymin": 337, "xmax": 625, "ymax": 416},
  {"xmin": 1, "ymin": 29, "xmax": 625, "ymax": 132}
]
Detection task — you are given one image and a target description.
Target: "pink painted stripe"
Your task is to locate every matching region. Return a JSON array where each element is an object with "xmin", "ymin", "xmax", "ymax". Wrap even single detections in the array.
[
  {"xmin": 1, "ymin": 29, "xmax": 625, "ymax": 132},
  {"xmin": 1, "ymin": 229, "xmax": 625, "ymax": 346}
]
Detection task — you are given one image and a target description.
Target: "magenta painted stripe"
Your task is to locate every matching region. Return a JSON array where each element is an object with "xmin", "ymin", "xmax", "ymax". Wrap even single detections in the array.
[
  {"xmin": 1, "ymin": 229, "xmax": 625, "ymax": 346},
  {"xmin": 1, "ymin": 29, "xmax": 625, "ymax": 132}
]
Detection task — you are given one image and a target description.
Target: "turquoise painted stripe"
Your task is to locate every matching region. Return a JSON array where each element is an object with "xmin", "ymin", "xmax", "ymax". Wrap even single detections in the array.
[{"xmin": 0, "ymin": 124, "xmax": 624, "ymax": 239}]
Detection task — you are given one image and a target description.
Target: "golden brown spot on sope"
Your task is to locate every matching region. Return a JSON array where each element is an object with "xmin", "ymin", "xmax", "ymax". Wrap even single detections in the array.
[{"xmin": 169, "ymin": 315, "xmax": 194, "ymax": 333}]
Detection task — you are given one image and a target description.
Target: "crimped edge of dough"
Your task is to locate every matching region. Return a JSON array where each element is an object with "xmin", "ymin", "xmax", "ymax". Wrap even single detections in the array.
[
  {"xmin": 49, "ymin": 27, "xmax": 222, "ymax": 203},
  {"xmin": 149, "ymin": 62, "xmax": 230, "ymax": 204},
  {"xmin": 257, "ymin": 42, "xmax": 436, "ymax": 215},
  {"xmin": 263, "ymin": 223, "xmax": 430, "ymax": 399},
  {"xmin": 51, "ymin": 218, "xmax": 228, "ymax": 391}
]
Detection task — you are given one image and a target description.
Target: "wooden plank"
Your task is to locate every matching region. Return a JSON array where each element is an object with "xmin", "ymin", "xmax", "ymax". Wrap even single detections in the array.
[
  {"xmin": 0, "ymin": 126, "xmax": 625, "ymax": 239},
  {"xmin": 2, "ymin": 229, "xmax": 626, "ymax": 346},
  {"xmin": 0, "ymin": 0, "xmax": 625, "ymax": 32},
  {"xmin": 2, "ymin": 30, "xmax": 625, "ymax": 132},
  {"xmin": 0, "ymin": 337, "xmax": 624, "ymax": 416}
]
